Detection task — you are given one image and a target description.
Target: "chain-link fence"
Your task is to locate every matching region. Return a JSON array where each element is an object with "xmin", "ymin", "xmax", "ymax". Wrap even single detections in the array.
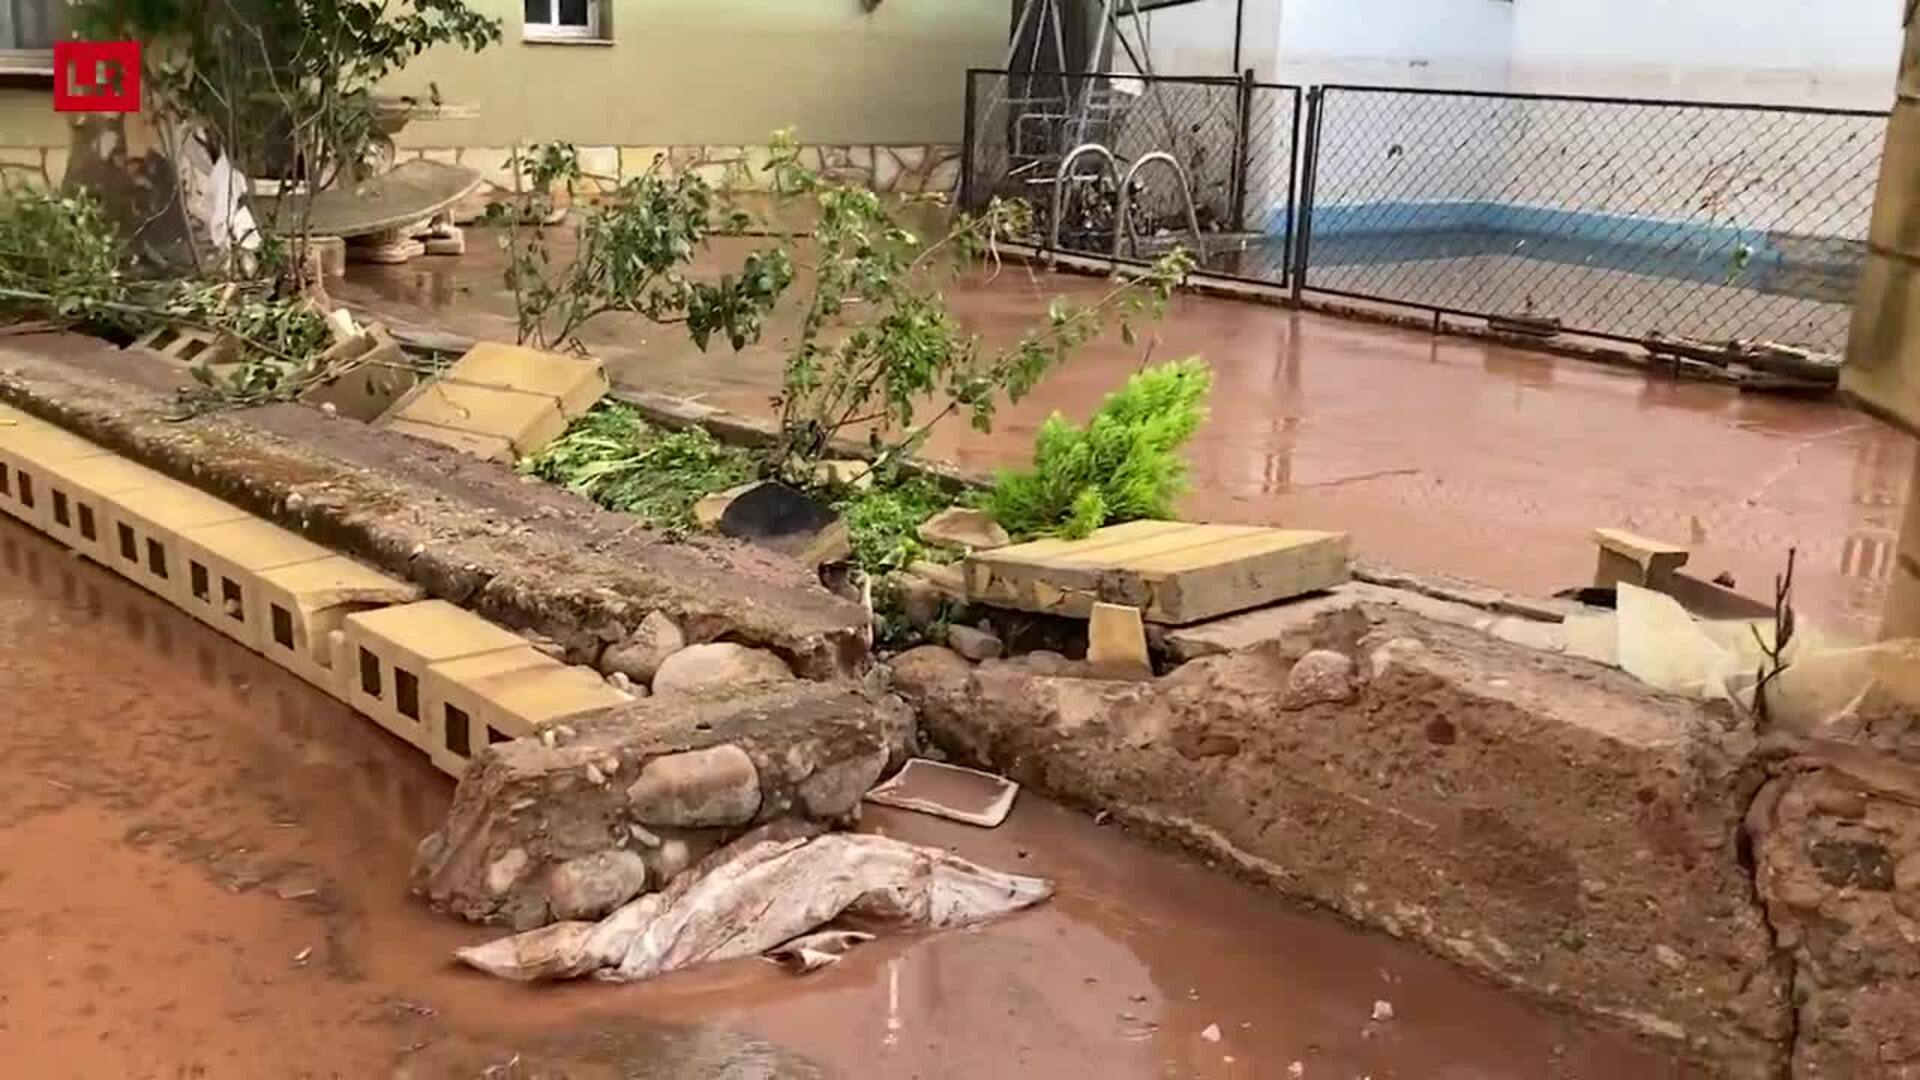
[
  {"xmin": 961, "ymin": 69, "xmax": 1302, "ymax": 281},
  {"xmin": 961, "ymin": 70, "xmax": 1887, "ymax": 353},
  {"xmin": 1298, "ymin": 86, "xmax": 1885, "ymax": 352}
]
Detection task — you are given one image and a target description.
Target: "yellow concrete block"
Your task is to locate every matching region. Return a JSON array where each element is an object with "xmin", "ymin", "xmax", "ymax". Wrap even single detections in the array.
[
  {"xmin": 100, "ymin": 483, "xmax": 251, "ymax": 604},
  {"xmin": 422, "ymin": 645, "xmax": 554, "ymax": 774},
  {"xmin": 342, "ymin": 599, "xmax": 529, "ymax": 750},
  {"xmin": 253, "ymin": 555, "xmax": 422, "ymax": 698},
  {"xmin": 36, "ymin": 455, "xmax": 162, "ymax": 565},
  {"xmin": 966, "ymin": 521, "xmax": 1351, "ymax": 625},
  {"xmin": 426, "ymin": 646, "xmax": 632, "ymax": 777},
  {"xmin": 378, "ymin": 379, "xmax": 568, "ymax": 458},
  {"xmin": 444, "ymin": 341, "xmax": 610, "ymax": 419},
  {"xmin": 175, "ymin": 518, "xmax": 334, "ymax": 649},
  {"xmin": 0, "ymin": 417, "xmax": 112, "ymax": 528}
]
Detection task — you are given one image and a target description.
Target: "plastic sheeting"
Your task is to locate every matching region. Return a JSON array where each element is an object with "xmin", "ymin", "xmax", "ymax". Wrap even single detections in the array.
[{"xmin": 456, "ymin": 829, "xmax": 1053, "ymax": 984}]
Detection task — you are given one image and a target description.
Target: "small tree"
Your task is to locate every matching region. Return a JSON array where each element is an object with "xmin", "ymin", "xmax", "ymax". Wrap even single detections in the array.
[
  {"xmin": 71, "ymin": 0, "xmax": 501, "ymax": 279},
  {"xmin": 485, "ymin": 144, "xmax": 794, "ymax": 353}
]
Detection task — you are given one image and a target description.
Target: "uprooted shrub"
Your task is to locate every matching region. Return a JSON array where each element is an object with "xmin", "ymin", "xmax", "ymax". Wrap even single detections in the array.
[
  {"xmin": 0, "ymin": 188, "xmax": 364, "ymax": 410},
  {"xmin": 519, "ymin": 402, "xmax": 756, "ymax": 532},
  {"xmin": 983, "ymin": 358, "xmax": 1213, "ymax": 540}
]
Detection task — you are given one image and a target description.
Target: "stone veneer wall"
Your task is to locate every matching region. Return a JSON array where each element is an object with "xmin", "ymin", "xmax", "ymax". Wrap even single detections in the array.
[
  {"xmin": 412, "ymin": 142, "xmax": 963, "ymax": 199},
  {"xmin": 0, "ymin": 141, "xmax": 960, "ymax": 199}
]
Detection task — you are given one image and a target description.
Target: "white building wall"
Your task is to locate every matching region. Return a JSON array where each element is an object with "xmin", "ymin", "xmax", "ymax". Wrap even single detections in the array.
[
  {"xmin": 1508, "ymin": 0, "xmax": 1902, "ymax": 109},
  {"xmin": 1275, "ymin": 0, "xmax": 1515, "ymax": 91}
]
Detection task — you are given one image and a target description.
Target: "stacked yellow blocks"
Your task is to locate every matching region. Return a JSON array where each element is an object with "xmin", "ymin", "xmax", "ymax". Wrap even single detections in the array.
[
  {"xmin": 0, "ymin": 402, "xmax": 629, "ymax": 777},
  {"xmin": 374, "ymin": 341, "xmax": 610, "ymax": 463}
]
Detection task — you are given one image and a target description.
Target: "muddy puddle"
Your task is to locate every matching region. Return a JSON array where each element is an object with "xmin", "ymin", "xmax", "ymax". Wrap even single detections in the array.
[{"xmin": 0, "ymin": 517, "xmax": 1683, "ymax": 1078}]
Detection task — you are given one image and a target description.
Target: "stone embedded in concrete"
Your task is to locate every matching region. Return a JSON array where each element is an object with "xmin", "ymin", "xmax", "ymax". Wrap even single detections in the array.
[
  {"xmin": 889, "ymin": 645, "xmax": 973, "ymax": 691},
  {"xmin": 599, "ymin": 610, "xmax": 686, "ymax": 686},
  {"xmin": 626, "ymin": 744, "xmax": 762, "ymax": 827},
  {"xmin": 907, "ymin": 559, "xmax": 966, "ymax": 601},
  {"xmin": 546, "ymin": 850, "xmax": 649, "ymax": 922},
  {"xmin": 967, "ymin": 520, "xmax": 1350, "ymax": 626},
  {"xmin": 1748, "ymin": 746, "xmax": 1920, "ymax": 1077},
  {"xmin": 252, "ymin": 554, "xmax": 422, "ymax": 697},
  {"xmin": 441, "ymin": 341, "xmax": 610, "ymax": 420},
  {"xmin": 885, "ymin": 570, "xmax": 946, "ymax": 630},
  {"xmin": 344, "ymin": 599, "xmax": 529, "ymax": 750},
  {"xmin": 945, "ymin": 625, "xmax": 1003, "ymax": 662},
  {"xmin": 650, "ymin": 642, "xmax": 794, "ymax": 698},
  {"xmin": 175, "ymin": 517, "xmax": 334, "ymax": 649},
  {"xmin": 893, "ymin": 605, "xmax": 1786, "ymax": 1076},
  {"xmin": 413, "ymin": 683, "xmax": 914, "ymax": 928},
  {"xmin": 1284, "ymin": 649, "xmax": 1358, "ymax": 708},
  {"xmin": 376, "ymin": 379, "xmax": 569, "ymax": 459},
  {"xmin": 917, "ymin": 507, "xmax": 1009, "ymax": 552},
  {"xmin": 1087, "ymin": 602, "xmax": 1151, "ymax": 676}
]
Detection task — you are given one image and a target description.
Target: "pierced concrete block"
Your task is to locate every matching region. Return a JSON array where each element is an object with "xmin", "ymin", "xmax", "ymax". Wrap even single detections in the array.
[
  {"xmin": 36, "ymin": 454, "xmax": 161, "ymax": 565},
  {"xmin": 253, "ymin": 555, "xmax": 422, "ymax": 698},
  {"xmin": 375, "ymin": 379, "xmax": 568, "ymax": 459},
  {"xmin": 342, "ymin": 599, "xmax": 529, "ymax": 751},
  {"xmin": 175, "ymin": 518, "xmax": 335, "ymax": 649},
  {"xmin": 424, "ymin": 645, "xmax": 631, "ymax": 777},
  {"xmin": 100, "ymin": 482, "xmax": 250, "ymax": 603},
  {"xmin": 0, "ymin": 414, "xmax": 112, "ymax": 528},
  {"xmin": 441, "ymin": 341, "xmax": 609, "ymax": 419}
]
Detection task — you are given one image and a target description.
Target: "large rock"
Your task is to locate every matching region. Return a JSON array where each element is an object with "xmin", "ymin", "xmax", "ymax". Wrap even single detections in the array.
[
  {"xmin": 893, "ymin": 604, "xmax": 1786, "ymax": 1077},
  {"xmin": 651, "ymin": 643, "xmax": 794, "ymax": 697},
  {"xmin": 600, "ymin": 611, "xmax": 687, "ymax": 685},
  {"xmin": 626, "ymin": 745, "xmax": 763, "ymax": 827},
  {"xmin": 411, "ymin": 683, "xmax": 915, "ymax": 929},
  {"xmin": 917, "ymin": 507, "xmax": 1009, "ymax": 551},
  {"xmin": 546, "ymin": 851, "xmax": 649, "ymax": 921}
]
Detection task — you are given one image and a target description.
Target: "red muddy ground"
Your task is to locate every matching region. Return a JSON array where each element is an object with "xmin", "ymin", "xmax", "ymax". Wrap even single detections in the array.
[{"xmin": 0, "ymin": 517, "xmax": 1684, "ymax": 1078}]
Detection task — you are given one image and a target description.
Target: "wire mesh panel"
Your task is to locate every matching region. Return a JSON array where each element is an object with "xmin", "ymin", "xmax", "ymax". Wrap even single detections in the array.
[
  {"xmin": 1300, "ymin": 86, "xmax": 1888, "ymax": 352},
  {"xmin": 962, "ymin": 69, "xmax": 1302, "ymax": 282}
]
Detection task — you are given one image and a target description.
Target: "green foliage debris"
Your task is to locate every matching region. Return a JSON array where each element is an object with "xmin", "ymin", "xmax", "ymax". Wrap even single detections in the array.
[
  {"xmin": 519, "ymin": 402, "xmax": 755, "ymax": 532},
  {"xmin": 983, "ymin": 358, "xmax": 1213, "ymax": 540}
]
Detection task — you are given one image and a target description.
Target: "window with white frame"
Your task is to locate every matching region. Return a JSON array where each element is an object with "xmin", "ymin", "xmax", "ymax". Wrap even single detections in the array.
[
  {"xmin": 0, "ymin": 0, "xmax": 63, "ymax": 74},
  {"xmin": 523, "ymin": 0, "xmax": 605, "ymax": 41}
]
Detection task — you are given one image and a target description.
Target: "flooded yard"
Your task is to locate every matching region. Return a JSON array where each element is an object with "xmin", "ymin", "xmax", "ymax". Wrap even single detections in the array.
[{"xmin": 0, "ymin": 516, "xmax": 1683, "ymax": 1078}]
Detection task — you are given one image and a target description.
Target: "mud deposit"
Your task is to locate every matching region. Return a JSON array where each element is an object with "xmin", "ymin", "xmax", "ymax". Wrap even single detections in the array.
[{"xmin": 0, "ymin": 517, "xmax": 1681, "ymax": 1078}]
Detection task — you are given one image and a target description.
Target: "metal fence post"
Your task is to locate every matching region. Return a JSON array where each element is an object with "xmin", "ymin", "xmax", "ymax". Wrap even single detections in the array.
[
  {"xmin": 959, "ymin": 69, "xmax": 979, "ymax": 212},
  {"xmin": 1291, "ymin": 87, "xmax": 1324, "ymax": 304},
  {"xmin": 1231, "ymin": 68, "xmax": 1255, "ymax": 232}
]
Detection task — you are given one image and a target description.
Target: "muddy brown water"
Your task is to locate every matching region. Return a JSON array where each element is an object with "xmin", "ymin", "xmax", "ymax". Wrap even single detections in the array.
[
  {"xmin": 341, "ymin": 234, "xmax": 1913, "ymax": 641},
  {"xmin": 0, "ymin": 517, "xmax": 1684, "ymax": 1078}
]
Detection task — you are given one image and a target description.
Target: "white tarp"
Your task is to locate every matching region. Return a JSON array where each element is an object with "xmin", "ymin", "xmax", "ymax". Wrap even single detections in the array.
[{"xmin": 455, "ymin": 830, "xmax": 1053, "ymax": 984}]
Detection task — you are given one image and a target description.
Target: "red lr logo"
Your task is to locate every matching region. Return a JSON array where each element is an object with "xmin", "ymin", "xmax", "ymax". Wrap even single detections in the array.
[{"xmin": 53, "ymin": 41, "xmax": 142, "ymax": 113}]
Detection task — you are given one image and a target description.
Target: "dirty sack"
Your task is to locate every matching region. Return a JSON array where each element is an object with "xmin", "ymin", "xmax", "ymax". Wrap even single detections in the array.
[{"xmin": 455, "ymin": 827, "xmax": 1053, "ymax": 983}]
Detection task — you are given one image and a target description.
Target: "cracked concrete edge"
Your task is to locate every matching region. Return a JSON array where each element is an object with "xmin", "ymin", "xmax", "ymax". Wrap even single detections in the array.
[
  {"xmin": 0, "ymin": 333, "xmax": 870, "ymax": 679},
  {"xmin": 893, "ymin": 611, "xmax": 1803, "ymax": 1078}
]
